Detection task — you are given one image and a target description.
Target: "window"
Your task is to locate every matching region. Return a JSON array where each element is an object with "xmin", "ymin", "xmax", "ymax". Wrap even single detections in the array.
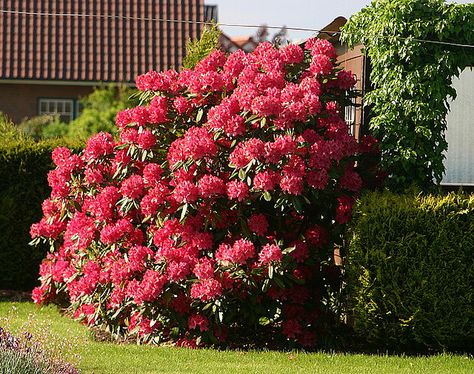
[
  {"xmin": 344, "ymin": 98, "xmax": 356, "ymax": 136},
  {"xmin": 38, "ymin": 98, "xmax": 75, "ymax": 122}
]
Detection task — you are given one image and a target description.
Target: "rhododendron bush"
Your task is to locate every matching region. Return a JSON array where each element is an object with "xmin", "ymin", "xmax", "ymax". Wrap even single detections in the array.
[{"xmin": 31, "ymin": 40, "xmax": 379, "ymax": 348}]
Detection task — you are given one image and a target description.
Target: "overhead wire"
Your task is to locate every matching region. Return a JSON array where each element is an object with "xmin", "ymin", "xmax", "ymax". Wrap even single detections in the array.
[{"xmin": 0, "ymin": 8, "xmax": 473, "ymax": 49}]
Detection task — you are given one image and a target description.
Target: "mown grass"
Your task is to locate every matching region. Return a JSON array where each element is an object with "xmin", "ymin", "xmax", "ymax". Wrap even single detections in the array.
[{"xmin": 0, "ymin": 302, "xmax": 473, "ymax": 374}]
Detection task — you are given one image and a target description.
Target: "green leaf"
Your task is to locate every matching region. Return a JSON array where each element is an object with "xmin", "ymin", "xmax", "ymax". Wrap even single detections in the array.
[
  {"xmin": 180, "ymin": 203, "xmax": 188, "ymax": 222},
  {"xmin": 262, "ymin": 279, "xmax": 271, "ymax": 292},
  {"xmin": 268, "ymin": 265, "xmax": 274, "ymax": 279},
  {"xmin": 196, "ymin": 108, "xmax": 204, "ymax": 123},
  {"xmin": 263, "ymin": 191, "xmax": 272, "ymax": 201}
]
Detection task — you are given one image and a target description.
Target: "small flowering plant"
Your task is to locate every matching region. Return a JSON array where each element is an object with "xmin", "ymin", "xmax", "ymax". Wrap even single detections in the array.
[{"xmin": 31, "ymin": 40, "xmax": 379, "ymax": 348}]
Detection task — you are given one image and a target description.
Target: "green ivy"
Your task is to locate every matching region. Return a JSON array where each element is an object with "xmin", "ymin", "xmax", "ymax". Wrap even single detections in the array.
[{"xmin": 342, "ymin": 0, "xmax": 474, "ymax": 191}]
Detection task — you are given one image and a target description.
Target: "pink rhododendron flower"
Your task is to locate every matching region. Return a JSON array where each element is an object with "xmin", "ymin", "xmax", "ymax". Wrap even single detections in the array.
[
  {"xmin": 215, "ymin": 239, "xmax": 255, "ymax": 265},
  {"xmin": 336, "ymin": 195, "xmax": 354, "ymax": 224},
  {"xmin": 120, "ymin": 175, "xmax": 145, "ymax": 199},
  {"xmin": 309, "ymin": 54, "xmax": 333, "ymax": 76},
  {"xmin": 30, "ymin": 39, "xmax": 380, "ymax": 349},
  {"xmin": 198, "ymin": 175, "xmax": 226, "ymax": 198},
  {"xmin": 84, "ymin": 132, "xmax": 115, "ymax": 160},
  {"xmin": 258, "ymin": 244, "xmax": 283, "ymax": 264},
  {"xmin": 253, "ymin": 170, "xmax": 279, "ymax": 191},
  {"xmin": 226, "ymin": 180, "xmax": 249, "ymax": 201},
  {"xmin": 188, "ymin": 314, "xmax": 209, "ymax": 331},
  {"xmin": 190, "ymin": 278, "xmax": 223, "ymax": 301},
  {"xmin": 305, "ymin": 38, "xmax": 337, "ymax": 59}
]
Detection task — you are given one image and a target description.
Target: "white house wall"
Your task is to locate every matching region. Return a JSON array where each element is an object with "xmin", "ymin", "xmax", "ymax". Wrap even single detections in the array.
[{"xmin": 442, "ymin": 67, "xmax": 474, "ymax": 186}]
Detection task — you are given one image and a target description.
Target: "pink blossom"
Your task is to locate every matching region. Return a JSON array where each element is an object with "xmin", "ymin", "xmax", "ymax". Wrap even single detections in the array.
[
  {"xmin": 215, "ymin": 239, "xmax": 255, "ymax": 265},
  {"xmin": 176, "ymin": 337, "xmax": 199, "ymax": 349},
  {"xmin": 142, "ymin": 163, "xmax": 163, "ymax": 186},
  {"xmin": 336, "ymin": 195, "xmax": 354, "ymax": 224},
  {"xmin": 127, "ymin": 245, "xmax": 153, "ymax": 272},
  {"xmin": 309, "ymin": 54, "xmax": 333, "ymax": 76},
  {"xmin": 193, "ymin": 258, "xmax": 215, "ymax": 279},
  {"xmin": 253, "ymin": 170, "xmax": 279, "ymax": 191},
  {"xmin": 305, "ymin": 225, "xmax": 328, "ymax": 248},
  {"xmin": 226, "ymin": 180, "xmax": 249, "ymax": 201},
  {"xmin": 229, "ymin": 138, "xmax": 265, "ymax": 168},
  {"xmin": 258, "ymin": 244, "xmax": 283, "ymax": 264},
  {"xmin": 148, "ymin": 96, "xmax": 169, "ymax": 124},
  {"xmin": 137, "ymin": 130, "xmax": 156, "ymax": 150},
  {"xmin": 224, "ymin": 49, "xmax": 247, "ymax": 78},
  {"xmin": 173, "ymin": 181, "xmax": 199, "ymax": 203},
  {"xmin": 339, "ymin": 166, "xmax": 362, "ymax": 192},
  {"xmin": 188, "ymin": 314, "xmax": 209, "ymax": 331},
  {"xmin": 63, "ymin": 212, "xmax": 97, "ymax": 250},
  {"xmin": 336, "ymin": 70, "xmax": 357, "ymax": 90},
  {"xmin": 136, "ymin": 69, "xmax": 178, "ymax": 92},
  {"xmin": 173, "ymin": 96, "xmax": 192, "ymax": 115},
  {"xmin": 120, "ymin": 175, "xmax": 145, "ymax": 199},
  {"xmin": 84, "ymin": 132, "xmax": 115, "ymax": 160},
  {"xmin": 167, "ymin": 260, "xmax": 192, "ymax": 282},
  {"xmin": 126, "ymin": 270, "xmax": 167, "ymax": 305},
  {"xmin": 198, "ymin": 175, "xmax": 226, "ymax": 198},
  {"xmin": 305, "ymin": 38, "xmax": 337, "ymax": 59},
  {"xmin": 47, "ymin": 169, "xmax": 70, "ymax": 198},
  {"xmin": 51, "ymin": 147, "xmax": 72, "ymax": 167},
  {"xmin": 280, "ymin": 44, "xmax": 304, "ymax": 64},
  {"xmin": 190, "ymin": 278, "xmax": 223, "ymax": 301},
  {"xmin": 100, "ymin": 219, "xmax": 134, "ymax": 245},
  {"xmin": 290, "ymin": 241, "xmax": 310, "ymax": 263},
  {"xmin": 264, "ymin": 135, "xmax": 297, "ymax": 164}
]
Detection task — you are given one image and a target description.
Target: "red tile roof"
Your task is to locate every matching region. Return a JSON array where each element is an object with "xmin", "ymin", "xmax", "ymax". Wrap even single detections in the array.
[{"xmin": 0, "ymin": 0, "xmax": 204, "ymax": 84}]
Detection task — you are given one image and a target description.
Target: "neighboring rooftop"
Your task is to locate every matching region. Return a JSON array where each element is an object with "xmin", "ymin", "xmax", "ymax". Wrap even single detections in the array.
[{"xmin": 0, "ymin": 0, "xmax": 204, "ymax": 84}]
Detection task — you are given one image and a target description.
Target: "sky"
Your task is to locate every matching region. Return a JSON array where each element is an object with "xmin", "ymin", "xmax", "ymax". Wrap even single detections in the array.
[{"xmin": 209, "ymin": 0, "xmax": 473, "ymax": 43}]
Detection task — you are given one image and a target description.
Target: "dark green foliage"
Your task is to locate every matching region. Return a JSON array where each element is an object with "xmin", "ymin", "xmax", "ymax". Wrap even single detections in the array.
[
  {"xmin": 0, "ymin": 135, "xmax": 83, "ymax": 290},
  {"xmin": 182, "ymin": 24, "xmax": 221, "ymax": 70},
  {"xmin": 346, "ymin": 191, "xmax": 474, "ymax": 351},
  {"xmin": 342, "ymin": 0, "xmax": 474, "ymax": 191}
]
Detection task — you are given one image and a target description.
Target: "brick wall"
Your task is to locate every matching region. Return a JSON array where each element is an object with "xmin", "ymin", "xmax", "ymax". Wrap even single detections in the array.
[{"xmin": 0, "ymin": 83, "xmax": 93, "ymax": 123}]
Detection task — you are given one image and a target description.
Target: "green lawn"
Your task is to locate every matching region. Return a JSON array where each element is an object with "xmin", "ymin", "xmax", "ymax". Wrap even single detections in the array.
[{"xmin": 0, "ymin": 302, "xmax": 473, "ymax": 374}]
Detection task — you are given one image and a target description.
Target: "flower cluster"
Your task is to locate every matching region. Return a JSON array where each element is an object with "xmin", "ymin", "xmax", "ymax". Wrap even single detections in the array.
[{"xmin": 31, "ymin": 39, "xmax": 380, "ymax": 349}]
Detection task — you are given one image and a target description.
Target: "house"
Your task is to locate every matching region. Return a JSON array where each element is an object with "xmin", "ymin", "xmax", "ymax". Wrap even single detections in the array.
[
  {"xmin": 317, "ymin": 16, "xmax": 473, "ymax": 186},
  {"xmin": 0, "ymin": 0, "xmax": 206, "ymax": 123}
]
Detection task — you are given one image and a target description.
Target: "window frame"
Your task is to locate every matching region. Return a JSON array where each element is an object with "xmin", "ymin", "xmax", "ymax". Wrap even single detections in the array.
[{"xmin": 37, "ymin": 98, "xmax": 77, "ymax": 122}]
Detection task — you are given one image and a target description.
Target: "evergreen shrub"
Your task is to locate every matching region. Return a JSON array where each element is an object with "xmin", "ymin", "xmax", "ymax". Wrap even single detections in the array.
[
  {"xmin": 0, "ymin": 132, "xmax": 82, "ymax": 290},
  {"xmin": 347, "ymin": 191, "xmax": 474, "ymax": 351}
]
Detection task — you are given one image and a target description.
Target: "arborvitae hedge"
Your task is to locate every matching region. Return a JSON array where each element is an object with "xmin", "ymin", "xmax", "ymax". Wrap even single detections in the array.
[
  {"xmin": 0, "ymin": 138, "xmax": 82, "ymax": 290},
  {"xmin": 347, "ymin": 191, "xmax": 474, "ymax": 352}
]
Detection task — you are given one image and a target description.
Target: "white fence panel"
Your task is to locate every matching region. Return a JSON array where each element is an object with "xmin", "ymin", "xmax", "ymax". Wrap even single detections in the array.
[{"xmin": 442, "ymin": 67, "xmax": 474, "ymax": 186}]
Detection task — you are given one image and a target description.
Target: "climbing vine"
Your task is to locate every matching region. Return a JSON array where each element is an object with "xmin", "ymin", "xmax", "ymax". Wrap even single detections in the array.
[{"xmin": 342, "ymin": 0, "xmax": 474, "ymax": 190}]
